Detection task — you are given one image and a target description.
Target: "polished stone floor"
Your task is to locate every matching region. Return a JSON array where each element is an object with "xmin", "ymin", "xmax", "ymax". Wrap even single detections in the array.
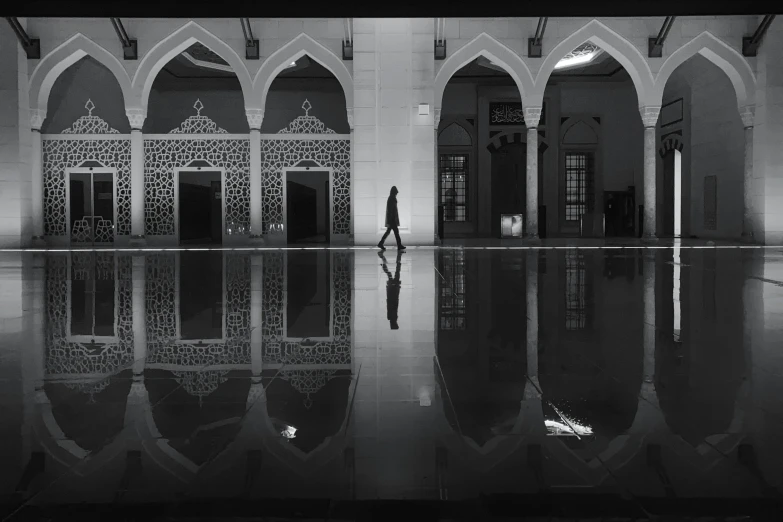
[{"xmin": 0, "ymin": 246, "xmax": 782, "ymax": 521}]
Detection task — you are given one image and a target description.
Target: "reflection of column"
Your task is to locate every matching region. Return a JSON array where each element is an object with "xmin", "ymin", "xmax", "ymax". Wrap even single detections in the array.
[
  {"xmin": 250, "ymin": 255, "xmax": 263, "ymax": 379},
  {"xmin": 31, "ymin": 110, "xmax": 46, "ymax": 246},
  {"xmin": 526, "ymin": 249, "xmax": 540, "ymax": 392},
  {"xmin": 434, "ymin": 109, "xmax": 441, "ymax": 242},
  {"xmin": 127, "ymin": 109, "xmax": 146, "ymax": 246},
  {"xmin": 247, "ymin": 109, "xmax": 264, "ymax": 243},
  {"xmin": 740, "ymin": 106, "xmax": 755, "ymax": 242},
  {"xmin": 132, "ymin": 255, "xmax": 147, "ymax": 376},
  {"xmin": 640, "ymin": 106, "xmax": 661, "ymax": 241},
  {"xmin": 347, "ymin": 108, "xmax": 355, "ymax": 242},
  {"xmin": 524, "ymin": 107, "xmax": 542, "ymax": 240}
]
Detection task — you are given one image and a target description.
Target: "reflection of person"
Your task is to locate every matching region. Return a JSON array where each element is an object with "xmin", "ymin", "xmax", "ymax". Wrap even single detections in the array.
[
  {"xmin": 378, "ymin": 186, "xmax": 406, "ymax": 251},
  {"xmin": 379, "ymin": 251, "xmax": 402, "ymax": 330}
]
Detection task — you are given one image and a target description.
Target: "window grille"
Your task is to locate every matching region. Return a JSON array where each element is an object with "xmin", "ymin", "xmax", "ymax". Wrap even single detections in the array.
[
  {"xmin": 564, "ymin": 152, "xmax": 594, "ymax": 222},
  {"xmin": 439, "ymin": 154, "xmax": 469, "ymax": 222},
  {"xmin": 440, "ymin": 250, "xmax": 466, "ymax": 330}
]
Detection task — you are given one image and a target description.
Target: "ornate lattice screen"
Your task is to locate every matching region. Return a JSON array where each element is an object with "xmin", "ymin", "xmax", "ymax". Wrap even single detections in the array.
[{"xmin": 260, "ymin": 100, "xmax": 351, "ymax": 236}]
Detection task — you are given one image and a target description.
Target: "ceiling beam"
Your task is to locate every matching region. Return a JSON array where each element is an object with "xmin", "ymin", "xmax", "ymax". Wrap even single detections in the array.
[
  {"xmin": 342, "ymin": 18, "xmax": 353, "ymax": 60},
  {"xmin": 528, "ymin": 17, "xmax": 548, "ymax": 58},
  {"xmin": 743, "ymin": 15, "xmax": 775, "ymax": 57},
  {"xmin": 240, "ymin": 18, "xmax": 259, "ymax": 60},
  {"xmin": 4, "ymin": 17, "xmax": 40, "ymax": 59},
  {"xmin": 648, "ymin": 16, "xmax": 676, "ymax": 58},
  {"xmin": 434, "ymin": 17, "xmax": 447, "ymax": 60},
  {"xmin": 109, "ymin": 18, "xmax": 137, "ymax": 60}
]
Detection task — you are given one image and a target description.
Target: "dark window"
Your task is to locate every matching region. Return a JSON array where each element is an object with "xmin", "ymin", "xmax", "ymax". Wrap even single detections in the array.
[
  {"xmin": 565, "ymin": 250, "xmax": 586, "ymax": 330},
  {"xmin": 440, "ymin": 250, "xmax": 466, "ymax": 330},
  {"xmin": 564, "ymin": 152, "xmax": 594, "ymax": 222},
  {"xmin": 439, "ymin": 154, "xmax": 468, "ymax": 222}
]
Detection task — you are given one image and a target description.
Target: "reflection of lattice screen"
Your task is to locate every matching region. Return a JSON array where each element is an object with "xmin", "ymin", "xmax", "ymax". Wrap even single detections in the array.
[
  {"xmin": 703, "ymin": 175, "xmax": 717, "ymax": 230},
  {"xmin": 262, "ymin": 252, "xmax": 352, "ymax": 365},
  {"xmin": 565, "ymin": 250, "xmax": 587, "ymax": 330},
  {"xmin": 440, "ymin": 249, "xmax": 466, "ymax": 330},
  {"xmin": 45, "ymin": 253, "xmax": 134, "ymax": 379},
  {"xmin": 144, "ymin": 139, "xmax": 250, "ymax": 236},
  {"xmin": 439, "ymin": 154, "xmax": 468, "ymax": 222},
  {"xmin": 564, "ymin": 152, "xmax": 594, "ymax": 222},
  {"xmin": 260, "ymin": 138, "xmax": 351, "ymax": 235},
  {"xmin": 43, "ymin": 138, "xmax": 131, "ymax": 237}
]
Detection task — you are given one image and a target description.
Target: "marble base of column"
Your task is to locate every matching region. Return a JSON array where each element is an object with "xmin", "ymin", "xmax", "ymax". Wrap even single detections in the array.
[{"xmin": 129, "ymin": 235, "xmax": 147, "ymax": 247}]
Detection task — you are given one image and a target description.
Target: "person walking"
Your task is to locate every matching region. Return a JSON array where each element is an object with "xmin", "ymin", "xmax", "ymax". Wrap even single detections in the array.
[{"xmin": 378, "ymin": 186, "xmax": 406, "ymax": 251}]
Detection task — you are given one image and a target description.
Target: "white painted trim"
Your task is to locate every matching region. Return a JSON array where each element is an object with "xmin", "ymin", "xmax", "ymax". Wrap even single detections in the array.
[
  {"xmin": 282, "ymin": 166, "xmax": 335, "ymax": 245},
  {"xmin": 173, "ymin": 167, "xmax": 227, "ymax": 246},
  {"xmin": 259, "ymin": 134, "xmax": 351, "ymax": 141},
  {"xmin": 174, "ymin": 251, "xmax": 227, "ymax": 343},
  {"xmin": 65, "ymin": 167, "xmax": 119, "ymax": 246},
  {"xmin": 43, "ymin": 134, "xmax": 130, "ymax": 140},
  {"xmin": 144, "ymin": 134, "xmax": 250, "ymax": 140},
  {"xmin": 282, "ymin": 251, "xmax": 335, "ymax": 342}
]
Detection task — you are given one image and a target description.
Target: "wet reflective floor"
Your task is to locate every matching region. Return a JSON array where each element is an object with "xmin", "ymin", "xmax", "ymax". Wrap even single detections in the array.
[{"xmin": 0, "ymin": 247, "xmax": 782, "ymax": 521}]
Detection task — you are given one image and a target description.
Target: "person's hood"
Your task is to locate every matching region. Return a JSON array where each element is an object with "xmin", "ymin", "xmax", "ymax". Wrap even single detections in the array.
[{"xmin": 389, "ymin": 186, "xmax": 398, "ymax": 196}]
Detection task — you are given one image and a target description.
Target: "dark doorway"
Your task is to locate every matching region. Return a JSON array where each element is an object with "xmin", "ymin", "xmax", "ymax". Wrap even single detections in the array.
[
  {"xmin": 661, "ymin": 149, "xmax": 682, "ymax": 237},
  {"xmin": 179, "ymin": 171, "xmax": 222, "ymax": 245},
  {"xmin": 69, "ymin": 171, "xmax": 115, "ymax": 244},
  {"xmin": 603, "ymin": 190, "xmax": 636, "ymax": 237},
  {"xmin": 491, "ymin": 143, "xmax": 526, "ymax": 238},
  {"xmin": 286, "ymin": 170, "xmax": 330, "ymax": 244},
  {"xmin": 70, "ymin": 256, "xmax": 115, "ymax": 338},
  {"xmin": 286, "ymin": 251, "xmax": 331, "ymax": 339},
  {"xmin": 179, "ymin": 252, "xmax": 224, "ymax": 340}
]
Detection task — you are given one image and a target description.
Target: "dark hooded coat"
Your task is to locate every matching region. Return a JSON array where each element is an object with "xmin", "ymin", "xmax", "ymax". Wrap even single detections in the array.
[{"xmin": 385, "ymin": 186, "xmax": 400, "ymax": 228}]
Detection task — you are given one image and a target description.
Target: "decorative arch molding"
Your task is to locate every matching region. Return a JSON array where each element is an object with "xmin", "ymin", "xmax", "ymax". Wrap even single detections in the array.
[
  {"xmin": 29, "ymin": 34, "xmax": 134, "ymax": 116},
  {"xmin": 559, "ymin": 116, "xmax": 601, "ymax": 144},
  {"xmin": 486, "ymin": 130, "xmax": 549, "ymax": 153},
  {"xmin": 531, "ymin": 19, "xmax": 654, "ymax": 108},
  {"xmin": 434, "ymin": 33, "xmax": 535, "ymax": 111},
  {"xmin": 653, "ymin": 31, "xmax": 756, "ymax": 109},
  {"xmin": 132, "ymin": 21, "xmax": 254, "ymax": 113},
  {"xmin": 437, "ymin": 115, "xmax": 476, "ymax": 146},
  {"xmin": 253, "ymin": 34, "xmax": 354, "ymax": 112},
  {"xmin": 659, "ymin": 134, "xmax": 685, "ymax": 158}
]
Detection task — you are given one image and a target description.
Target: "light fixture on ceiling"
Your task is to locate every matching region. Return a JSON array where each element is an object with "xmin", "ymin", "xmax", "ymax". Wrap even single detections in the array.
[
  {"xmin": 554, "ymin": 43, "xmax": 603, "ymax": 70},
  {"xmin": 289, "ymin": 61, "xmax": 297, "ymax": 67},
  {"xmin": 418, "ymin": 103, "xmax": 430, "ymax": 116}
]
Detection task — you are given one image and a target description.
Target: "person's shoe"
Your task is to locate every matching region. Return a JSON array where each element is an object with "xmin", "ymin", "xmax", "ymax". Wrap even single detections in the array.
[
  {"xmin": 398, "ymin": 245, "xmax": 406, "ymax": 250},
  {"xmin": 377, "ymin": 243, "xmax": 386, "ymax": 251}
]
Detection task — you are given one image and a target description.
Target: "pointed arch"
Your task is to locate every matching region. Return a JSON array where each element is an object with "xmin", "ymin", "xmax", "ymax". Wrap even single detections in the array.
[
  {"xmin": 252, "ymin": 33, "xmax": 353, "ymax": 111},
  {"xmin": 29, "ymin": 34, "xmax": 133, "ymax": 115},
  {"xmin": 434, "ymin": 33, "xmax": 534, "ymax": 111},
  {"xmin": 532, "ymin": 19, "xmax": 654, "ymax": 108},
  {"xmin": 654, "ymin": 32, "xmax": 756, "ymax": 109},
  {"xmin": 132, "ymin": 21, "xmax": 254, "ymax": 113}
]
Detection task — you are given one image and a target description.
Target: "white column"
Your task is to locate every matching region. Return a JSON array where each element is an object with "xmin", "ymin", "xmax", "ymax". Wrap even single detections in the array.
[
  {"xmin": 30, "ymin": 110, "xmax": 46, "ymax": 246},
  {"xmin": 434, "ymin": 108, "xmax": 441, "ymax": 242},
  {"xmin": 347, "ymin": 108, "xmax": 355, "ymax": 242},
  {"xmin": 640, "ymin": 106, "xmax": 661, "ymax": 241},
  {"xmin": 127, "ymin": 109, "xmax": 146, "ymax": 246},
  {"xmin": 247, "ymin": 109, "xmax": 264, "ymax": 244},
  {"xmin": 250, "ymin": 254, "xmax": 263, "ymax": 380},
  {"xmin": 524, "ymin": 107, "xmax": 542, "ymax": 240},
  {"xmin": 132, "ymin": 255, "xmax": 146, "ymax": 377},
  {"xmin": 740, "ymin": 106, "xmax": 755, "ymax": 242}
]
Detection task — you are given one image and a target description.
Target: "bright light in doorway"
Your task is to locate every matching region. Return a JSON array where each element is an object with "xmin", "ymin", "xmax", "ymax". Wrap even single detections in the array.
[
  {"xmin": 674, "ymin": 149, "xmax": 682, "ymax": 237},
  {"xmin": 554, "ymin": 43, "xmax": 603, "ymax": 70},
  {"xmin": 288, "ymin": 61, "xmax": 297, "ymax": 67}
]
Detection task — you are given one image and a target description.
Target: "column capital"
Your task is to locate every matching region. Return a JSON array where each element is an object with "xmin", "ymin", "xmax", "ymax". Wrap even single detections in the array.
[
  {"xmin": 434, "ymin": 107, "xmax": 442, "ymax": 128},
  {"xmin": 246, "ymin": 108, "xmax": 264, "ymax": 130},
  {"xmin": 346, "ymin": 108, "xmax": 354, "ymax": 130},
  {"xmin": 639, "ymin": 105, "xmax": 661, "ymax": 128},
  {"xmin": 126, "ymin": 108, "xmax": 146, "ymax": 130},
  {"xmin": 524, "ymin": 106, "xmax": 543, "ymax": 129},
  {"xmin": 739, "ymin": 105, "xmax": 755, "ymax": 128},
  {"xmin": 30, "ymin": 109, "xmax": 46, "ymax": 130}
]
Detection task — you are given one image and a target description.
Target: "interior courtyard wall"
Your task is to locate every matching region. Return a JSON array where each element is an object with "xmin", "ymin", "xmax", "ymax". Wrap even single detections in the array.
[{"xmin": 0, "ymin": 19, "xmax": 32, "ymax": 248}]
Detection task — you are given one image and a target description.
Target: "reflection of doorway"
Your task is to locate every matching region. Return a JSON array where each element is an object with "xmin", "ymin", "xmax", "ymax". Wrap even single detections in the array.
[
  {"xmin": 67, "ymin": 255, "xmax": 118, "ymax": 343},
  {"xmin": 177, "ymin": 252, "xmax": 225, "ymax": 341},
  {"xmin": 285, "ymin": 251, "xmax": 332, "ymax": 339},
  {"xmin": 285, "ymin": 169, "xmax": 331, "ymax": 244},
  {"xmin": 177, "ymin": 171, "xmax": 223, "ymax": 245},
  {"xmin": 68, "ymin": 170, "xmax": 115, "ymax": 245},
  {"xmin": 662, "ymin": 149, "xmax": 682, "ymax": 237}
]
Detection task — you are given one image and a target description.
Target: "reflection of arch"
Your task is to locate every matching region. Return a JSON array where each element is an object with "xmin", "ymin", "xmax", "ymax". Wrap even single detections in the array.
[
  {"xmin": 486, "ymin": 130, "xmax": 549, "ymax": 153},
  {"xmin": 531, "ymin": 19, "xmax": 654, "ymax": 107},
  {"xmin": 659, "ymin": 135, "xmax": 685, "ymax": 158},
  {"xmin": 653, "ymin": 32, "xmax": 756, "ymax": 109},
  {"xmin": 253, "ymin": 34, "xmax": 353, "ymax": 112},
  {"xmin": 435, "ymin": 33, "xmax": 534, "ymax": 111},
  {"xmin": 132, "ymin": 21, "xmax": 254, "ymax": 113},
  {"xmin": 29, "ymin": 34, "xmax": 133, "ymax": 115}
]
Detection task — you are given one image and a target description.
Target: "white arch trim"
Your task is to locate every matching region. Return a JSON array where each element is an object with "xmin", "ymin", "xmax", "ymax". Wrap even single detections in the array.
[
  {"xmin": 653, "ymin": 32, "xmax": 756, "ymax": 109},
  {"xmin": 252, "ymin": 33, "xmax": 353, "ymax": 111},
  {"xmin": 132, "ymin": 21, "xmax": 254, "ymax": 113},
  {"xmin": 29, "ymin": 34, "xmax": 134, "ymax": 115},
  {"xmin": 532, "ymin": 19, "xmax": 655, "ymax": 108},
  {"xmin": 434, "ymin": 33, "xmax": 535, "ymax": 111}
]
